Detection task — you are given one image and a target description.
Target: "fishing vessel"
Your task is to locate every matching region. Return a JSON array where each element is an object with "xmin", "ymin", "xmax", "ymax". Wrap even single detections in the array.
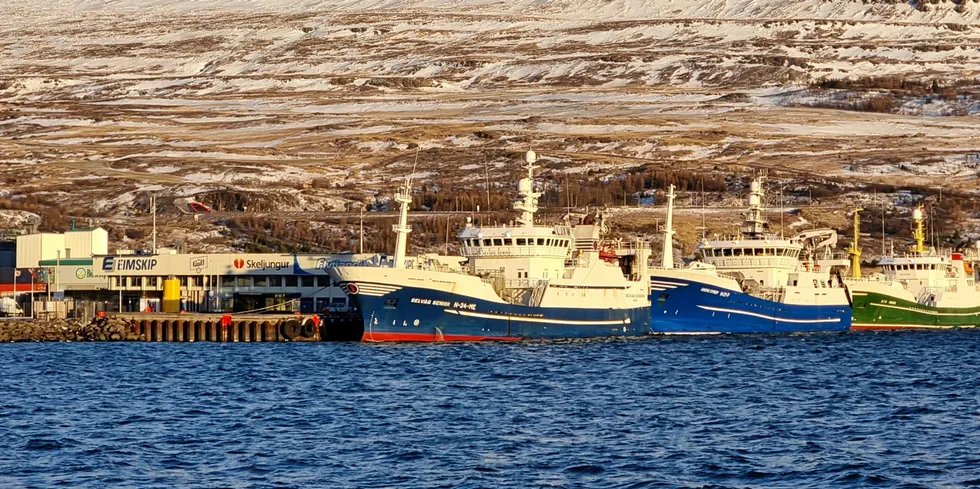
[
  {"xmin": 849, "ymin": 207, "xmax": 980, "ymax": 330},
  {"xmin": 330, "ymin": 151, "xmax": 652, "ymax": 342},
  {"xmin": 647, "ymin": 177, "xmax": 852, "ymax": 334}
]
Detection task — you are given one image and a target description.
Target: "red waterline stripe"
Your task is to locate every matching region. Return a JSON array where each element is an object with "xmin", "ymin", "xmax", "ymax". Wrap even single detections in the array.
[{"xmin": 361, "ymin": 331, "xmax": 522, "ymax": 342}]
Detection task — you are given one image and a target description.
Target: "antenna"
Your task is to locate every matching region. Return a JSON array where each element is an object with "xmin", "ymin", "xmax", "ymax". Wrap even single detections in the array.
[
  {"xmin": 408, "ymin": 145, "xmax": 420, "ymax": 189},
  {"xmin": 779, "ymin": 184, "xmax": 784, "ymax": 238},
  {"xmin": 700, "ymin": 178, "xmax": 706, "ymax": 239}
]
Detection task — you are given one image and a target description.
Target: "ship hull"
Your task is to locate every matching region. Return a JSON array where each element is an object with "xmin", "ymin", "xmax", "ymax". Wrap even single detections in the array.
[
  {"xmin": 348, "ymin": 281, "xmax": 651, "ymax": 342},
  {"xmin": 649, "ymin": 276, "xmax": 852, "ymax": 334},
  {"xmin": 850, "ymin": 290, "xmax": 980, "ymax": 330}
]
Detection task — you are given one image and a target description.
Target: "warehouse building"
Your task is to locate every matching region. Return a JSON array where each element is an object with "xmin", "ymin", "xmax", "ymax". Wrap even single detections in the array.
[
  {"xmin": 5, "ymin": 228, "xmax": 388, "ymax": 316},
  {"xmin": 92, "ymin": 252, "xmax": 383, "ymax": 313}
]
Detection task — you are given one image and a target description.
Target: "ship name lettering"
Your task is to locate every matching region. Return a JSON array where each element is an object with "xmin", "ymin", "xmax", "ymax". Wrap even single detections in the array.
[{"xmin": 700, "ymin": 287, "xmax": 731, "ymax": 298}]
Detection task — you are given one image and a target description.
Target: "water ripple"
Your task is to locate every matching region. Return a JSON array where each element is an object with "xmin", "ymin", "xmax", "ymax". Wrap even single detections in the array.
[{"xmin": 0, "ymin": 331, "xmax": 979, "ymax": 487}]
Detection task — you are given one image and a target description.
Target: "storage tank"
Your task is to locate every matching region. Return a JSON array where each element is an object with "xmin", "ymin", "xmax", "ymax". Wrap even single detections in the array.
[{"xmin": 162, "ymin": 277, "xmax": 181, "ymax": 313}]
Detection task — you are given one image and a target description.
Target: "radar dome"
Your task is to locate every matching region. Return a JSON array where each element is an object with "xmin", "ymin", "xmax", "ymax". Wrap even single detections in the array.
[
  {"xmin": 518, "ymin": 178, "xmax": 532, "ymax": 193},
  {"xmin": 524, "ymin": 150, "xmax": 537, "ymax": 164},
  {"xmin": 913, "ymin": 208, "xmax": 924, "ymax": 220}
]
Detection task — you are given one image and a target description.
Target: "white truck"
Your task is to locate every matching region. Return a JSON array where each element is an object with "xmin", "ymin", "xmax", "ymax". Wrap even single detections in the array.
[{"xmin": 0, "ymin": 297, "xmax": 23, "ymax": 317}]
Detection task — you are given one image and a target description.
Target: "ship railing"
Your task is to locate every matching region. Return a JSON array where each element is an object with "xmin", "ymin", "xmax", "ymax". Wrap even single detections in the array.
[
  {"xmin": 505, "ymin": 279, "xmax": 532, "ymax": 289},
  {"xmin": 463, "ymin": 246, "xmax": 568, "ymax": 258},
  {"xmin": 528, "ymin": 280, "xmax": 549, "ymax": 307},
  {"xmin": 915, "ymin": 286, "xmax": 946, "ymax": 302},
  {"xmin": 756, "ymin": 287, "xmax": 785, "ymax": 303},
  {"xmin": 565, "ymin": 255, "xmax": 589, "ymax": 268}
]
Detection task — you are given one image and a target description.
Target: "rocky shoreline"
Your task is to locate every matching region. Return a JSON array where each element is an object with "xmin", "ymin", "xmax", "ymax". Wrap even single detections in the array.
[{"xmin": 0, "ymin": 317, "xmax": 142, "ymax": 342}]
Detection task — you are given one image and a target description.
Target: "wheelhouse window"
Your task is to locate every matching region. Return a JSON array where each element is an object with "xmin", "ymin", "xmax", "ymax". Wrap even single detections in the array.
[
  {"xmin": 504, "ymin": 238, "xmax": 513, "ymax": 246},
  {"xmin": 517, "ymin": 238, "xmax": 526, "ymax": 246}
]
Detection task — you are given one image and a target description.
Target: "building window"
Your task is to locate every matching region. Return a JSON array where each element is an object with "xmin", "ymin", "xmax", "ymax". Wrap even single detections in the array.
[
  {"xmin": 301, "ymin": 276, "xmax": 314, "ymax": 288},
  {"xmin": 193, "ymin": 276, "xmax": 204, "ymax": 287},
  {"xmin": 254, "ymin": 276, "xmax": 268, "ymax": 287},
  {"xmin": 237, "ymin": 277, "xmax": 251, "ymax": 288},
  {"xmin": 221, "ymin": 276, "xmax": 235, "ymax": 288},
  {"xmin": 317, "ymin": 276, "xmax": 329, "ymax": 287},
  {"xmin": 285, "ymin": 276, "xmax": 298, "ymax": 287},
  {"xmin": 269, "ymin": 276, "xmax": 282, "ymax": 287},
  {"xmin": 132, "ymin": 277, "xmax": 143, "ymax": 287},
  {"xmin": 179, "ymin": 276, "xmax": 188, "ymax": 287}
]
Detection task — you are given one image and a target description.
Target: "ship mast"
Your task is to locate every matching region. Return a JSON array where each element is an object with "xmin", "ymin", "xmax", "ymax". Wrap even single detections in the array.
[
  {"xmin": 742, "ymin": 174, "xmax": 767, "ymax": 238},
  {"xmin": 662, "ymin": 184, "xmax": 676, "ymax": 269},
  {"xmin": 848, "ymin": 208, "xmax": 863, "ymax": 279},
  {"xmin": 513, "ymin": 150, "xmax": 541, "ymax": 228},
  {"xmin": 392, "ymin": 150, "xmax": 420, "ymax": 269},
  {"xmin": 911, "ymin": 206, "xmax": 926, "ymax": 255}
]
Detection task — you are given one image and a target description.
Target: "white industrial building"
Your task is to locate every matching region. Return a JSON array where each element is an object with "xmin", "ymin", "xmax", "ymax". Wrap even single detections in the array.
[
  {"xmin": 9, "ymin": 228, "xmax": 387, "ymax": 316},
  {"xmin": 16, "ymin": 228, "xmax": 108, "ymax": 268}
]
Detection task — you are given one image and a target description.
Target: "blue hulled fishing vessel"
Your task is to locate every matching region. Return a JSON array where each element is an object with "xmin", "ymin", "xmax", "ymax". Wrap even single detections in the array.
[
  {"xmin": 648, "ymin": 178, "xmax": 852, "ymax": 334},
  {"xmin": 330, "ymin": 151, "xmax": 652, "ymax": 341}
]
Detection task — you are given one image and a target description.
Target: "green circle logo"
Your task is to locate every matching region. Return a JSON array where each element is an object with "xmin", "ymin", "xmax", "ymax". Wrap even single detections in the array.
[{"xmin": 75, "ymin": 268, "xmax": 86, "ymax": 280}]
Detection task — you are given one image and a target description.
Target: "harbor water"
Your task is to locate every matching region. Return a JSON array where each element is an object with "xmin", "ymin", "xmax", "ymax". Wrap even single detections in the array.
[{"xmin": 1, "ymin": 330, "xmax": 979, "ymax": 488}]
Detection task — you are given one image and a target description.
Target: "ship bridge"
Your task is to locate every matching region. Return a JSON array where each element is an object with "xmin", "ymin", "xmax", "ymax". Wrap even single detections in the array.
[
  {"xmin": 690, "ymin": 175, "xmax": 819, "ymax": 288},
  {"xmin": 458, "ymin": 225, "xmax": 572, "ymax": 259}
]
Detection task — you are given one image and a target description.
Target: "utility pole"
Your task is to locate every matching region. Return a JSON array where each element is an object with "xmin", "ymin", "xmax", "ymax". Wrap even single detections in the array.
[
  {"xmin": 779, "ymin": 185, "xmax": 784, "ymax": 238},
  {"xmin": 483, "ymin": 153, "xmax": 491, "ymax": 209},
  {"xmin": 445, "ymin": 218, "xmax": 451, "ymax": 254},
  {"xmin": 151, "ymin": 193, "xmax": 157, "ymax": 254},
  {"xmin": 30, "ymin": 269, "xmax": 34, "ymax": 318}
]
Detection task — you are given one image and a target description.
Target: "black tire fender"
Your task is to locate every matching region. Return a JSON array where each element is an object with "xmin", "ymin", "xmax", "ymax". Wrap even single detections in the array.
[
  {"xmin": 300, "ymin": 318, "xmax": 317, "ymax": 338},
  {"xmin": 281, "ymin": 319, "xmax": 301, "ymax": 340}
]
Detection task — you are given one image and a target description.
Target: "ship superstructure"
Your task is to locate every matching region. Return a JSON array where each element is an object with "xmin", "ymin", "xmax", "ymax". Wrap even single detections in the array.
[
  {"xmin": 330, "ymin": 151, "xmax": 651, "ymax": 341},
  {"xmin": 647, "ymin": 175, "xmax": 852, "ymax": 334}
]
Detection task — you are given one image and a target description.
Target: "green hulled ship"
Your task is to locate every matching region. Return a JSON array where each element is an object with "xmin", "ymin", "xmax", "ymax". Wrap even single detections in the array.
[{"xmin": 849, "ymin": 207, "xmax": 980, "ymax": 330}]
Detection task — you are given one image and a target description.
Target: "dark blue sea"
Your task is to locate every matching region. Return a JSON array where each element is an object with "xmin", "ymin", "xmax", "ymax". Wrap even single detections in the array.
[{"xmin": 1, "ymin": 331, "xmax": 979, "ymax": 488}]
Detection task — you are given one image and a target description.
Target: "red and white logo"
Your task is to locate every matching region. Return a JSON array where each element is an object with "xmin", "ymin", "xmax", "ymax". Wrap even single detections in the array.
[
  {"xmin": 233, "ymin": 258, "xmax": 245, "ymax": 269},
  {"xmin": 346, "ymin": 283, "xmax": 359, "ymax": 295}
]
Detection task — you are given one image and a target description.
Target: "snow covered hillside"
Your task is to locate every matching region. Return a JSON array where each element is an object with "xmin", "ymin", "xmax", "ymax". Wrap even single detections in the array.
[
  {"xmin": 0, "ymin": 0, "xmax": 978, "ymax": 251},
  {"xmin": 6, "ymin": 0, "xmax": 980, "ymax": 22}
]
